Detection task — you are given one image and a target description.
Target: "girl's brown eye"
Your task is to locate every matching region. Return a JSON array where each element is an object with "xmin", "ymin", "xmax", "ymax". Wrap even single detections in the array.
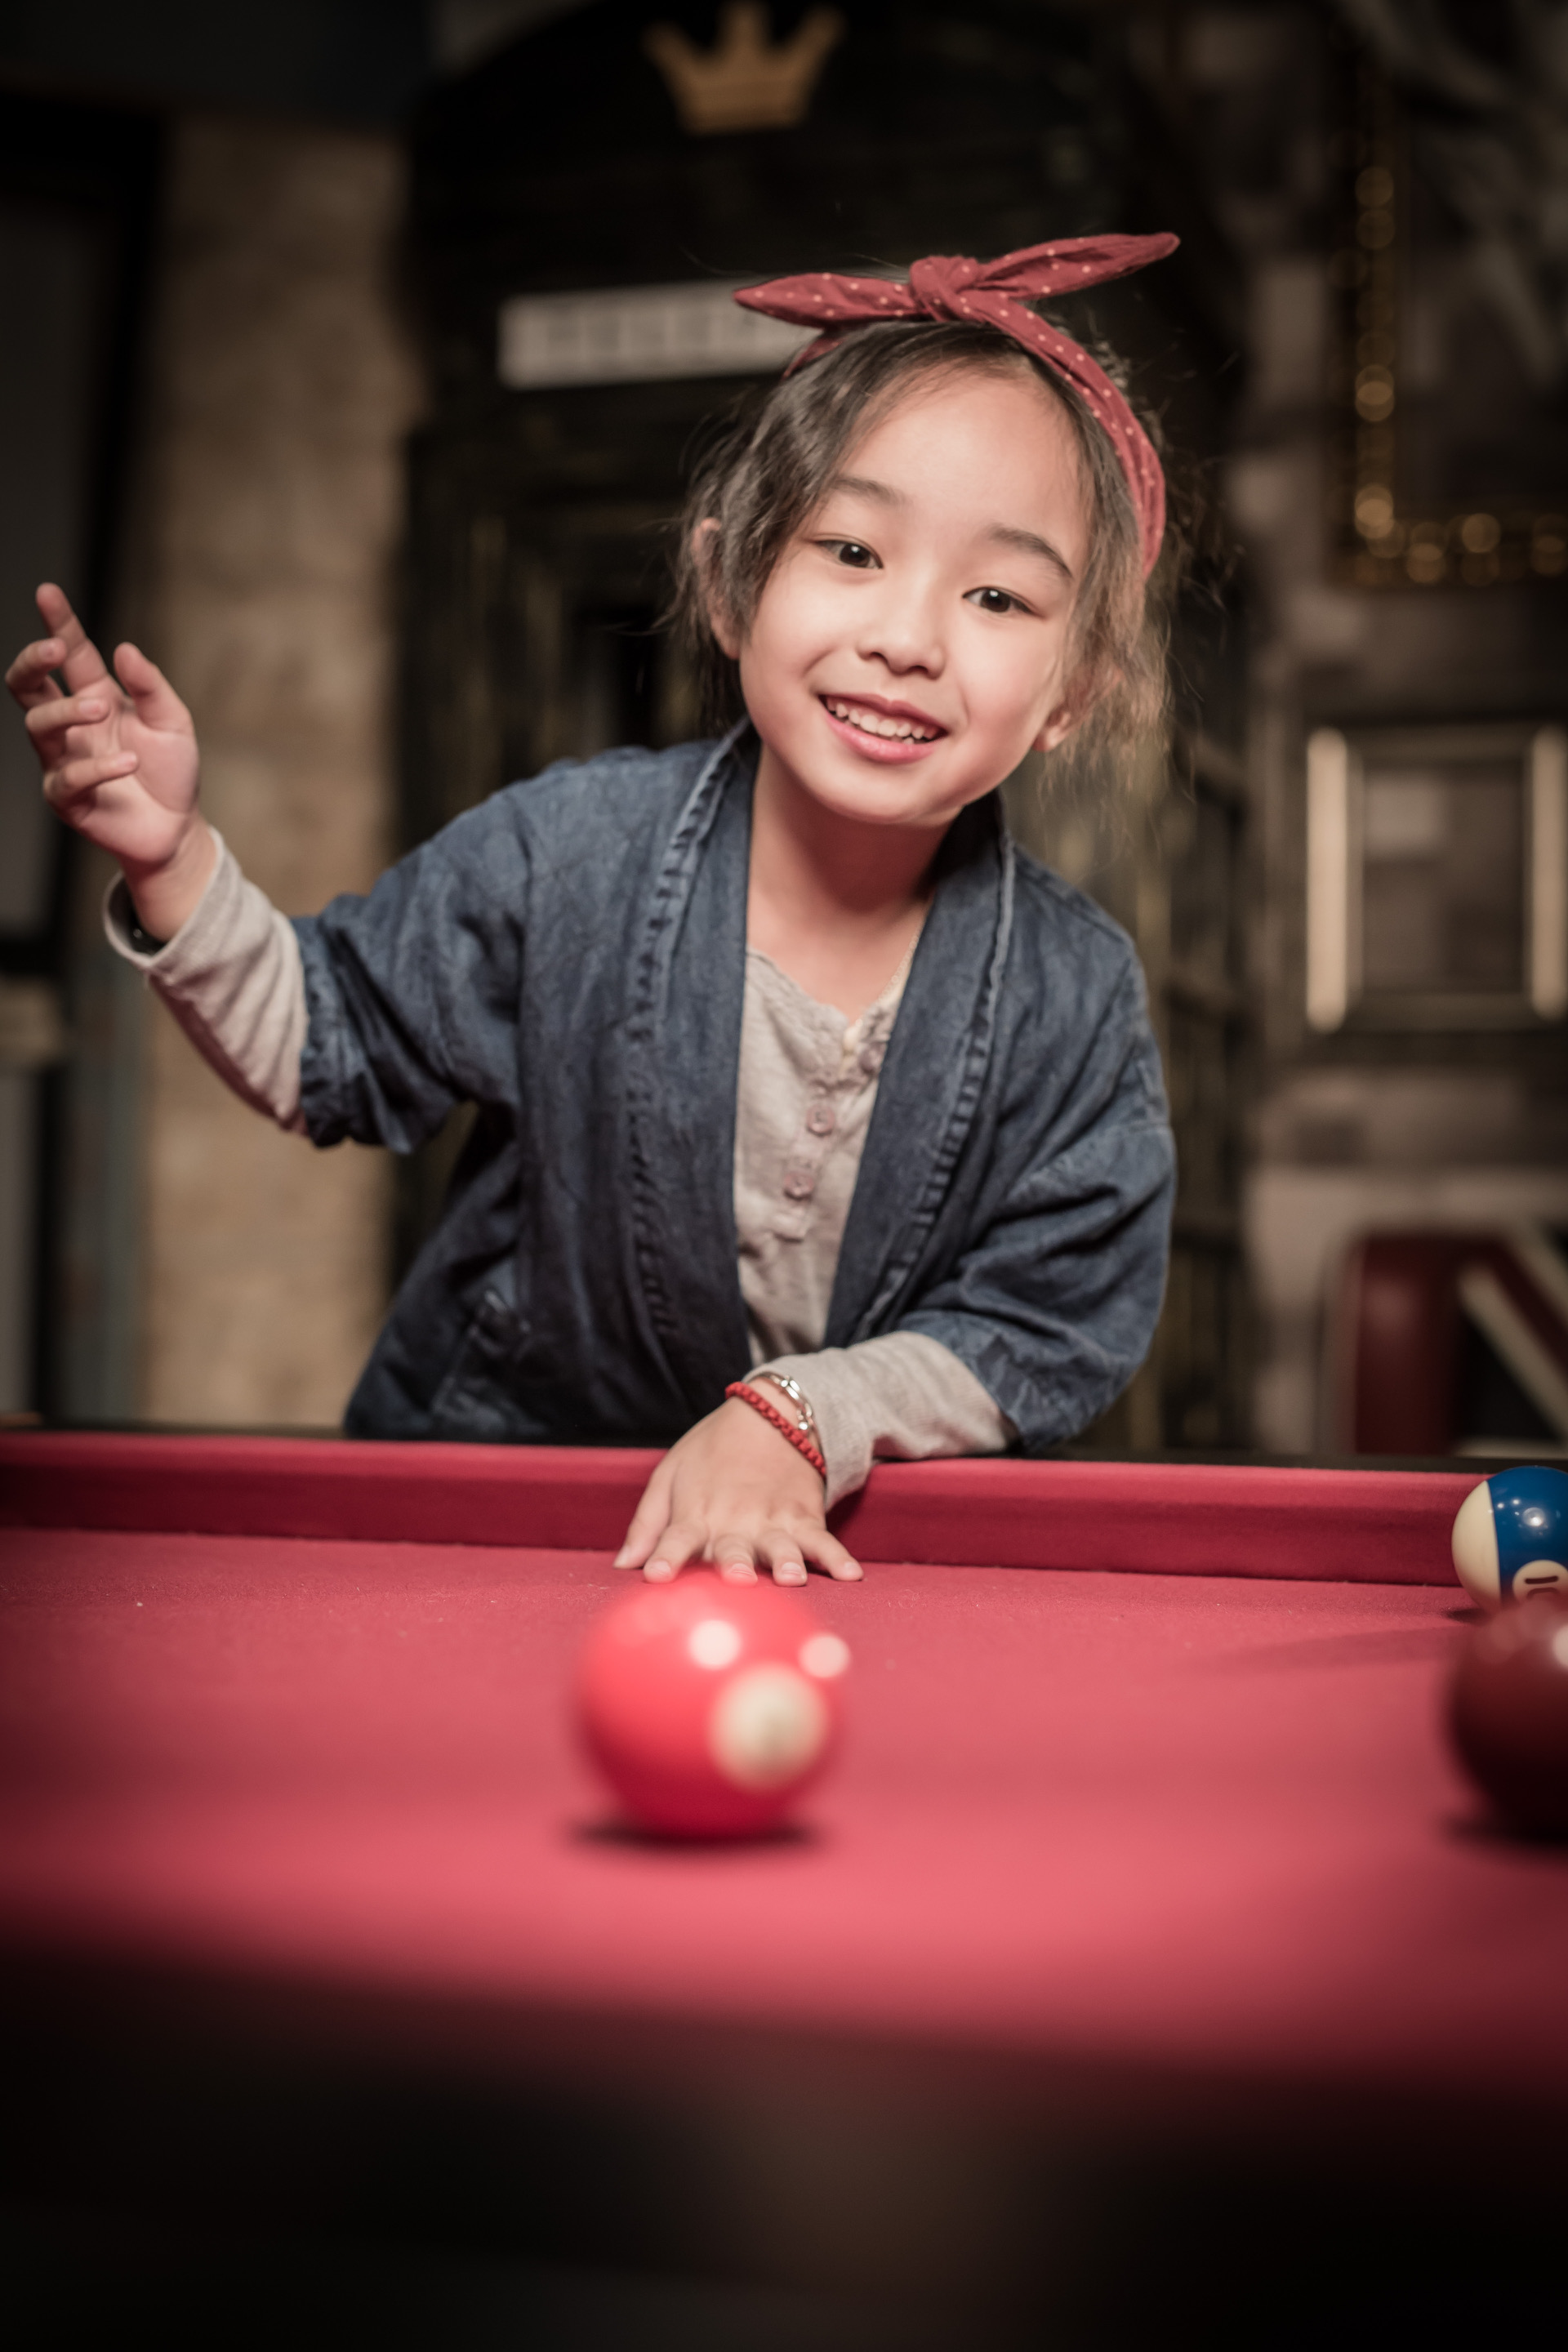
[
  {"xmin": 970, "ymin": 587, "xmax": 1019, "ymax": 615},
  {"xmin": 829, "ymin": 541, "xmax": 876, "ymax": 568}
]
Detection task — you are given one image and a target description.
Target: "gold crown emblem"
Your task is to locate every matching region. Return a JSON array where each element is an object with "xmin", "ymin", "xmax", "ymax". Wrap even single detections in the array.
[{"xmin": 644, "ymin": 3, "xmax": 844, "ymax": 136}]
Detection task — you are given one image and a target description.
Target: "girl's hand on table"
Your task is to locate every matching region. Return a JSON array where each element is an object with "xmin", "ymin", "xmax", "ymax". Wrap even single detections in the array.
[
  {"xmin": 5, "ymin": 583, "xmax": 212, "ymax": 939},
  {"xmin": 615, "ymin": 1397, "xmax": 863, "ymax": 1587}
]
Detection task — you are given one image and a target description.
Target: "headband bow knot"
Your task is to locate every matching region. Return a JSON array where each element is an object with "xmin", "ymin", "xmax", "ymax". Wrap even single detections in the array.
[{"xmin": 735, "ymin": 234, "xmax": 1178, "ymax": 576}]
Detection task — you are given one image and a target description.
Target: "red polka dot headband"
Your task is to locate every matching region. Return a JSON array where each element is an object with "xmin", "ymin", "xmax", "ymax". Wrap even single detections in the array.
[{"xmin": 734, "ymin": 235, "xmax": 1178, "ymax": 577}]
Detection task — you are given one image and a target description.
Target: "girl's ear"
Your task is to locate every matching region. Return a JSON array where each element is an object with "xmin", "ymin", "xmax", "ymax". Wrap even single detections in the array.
[
  {"xmin": 1034, "ymin": 695, "xmax": 1084, "ymax": 756},
  {"xmin": 1033, "ymin": 665, "xmax": 1103, "ymax": 755},
  {"xmin": 692, "ymin": 519, "xmax": 741, "ymax": 658}
]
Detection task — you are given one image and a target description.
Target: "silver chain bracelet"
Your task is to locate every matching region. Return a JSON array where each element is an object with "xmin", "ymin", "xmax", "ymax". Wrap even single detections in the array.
[{"xmin": 750, "ymin": 1370, "xmax": 818, "ymax": 1442}]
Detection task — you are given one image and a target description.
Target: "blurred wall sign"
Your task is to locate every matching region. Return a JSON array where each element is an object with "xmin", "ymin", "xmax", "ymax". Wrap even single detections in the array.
[
  {"xmin": 1306, "ymin": 724, "xmax": 1568, "ymax": 1032},
  {"xmin": 498, "ymin": 280, "xmax": 813, "ymax": 387},
  {"xmin": 643, "ymin": 3, "xmax": 844, "ymax": 135}
]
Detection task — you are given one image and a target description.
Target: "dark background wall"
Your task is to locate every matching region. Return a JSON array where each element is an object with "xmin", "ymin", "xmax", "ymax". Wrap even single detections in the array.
[
  {"xmin": 2, "ymin": 1, "xmax": 1565, "ymax": 1454},
  {"xmin": 0, "ymin": 0, "xmax": 430, "ymax": 121}
]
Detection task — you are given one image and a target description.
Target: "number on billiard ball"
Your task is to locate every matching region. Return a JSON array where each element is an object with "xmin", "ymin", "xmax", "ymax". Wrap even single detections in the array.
[
  {"xmin": 1447, "ymin": 1593, "xmax": 1568, "ymax": 1836},
  {"xmin": 1450, "ymin": 1466, "xmax": 1568, "ymax": 1610},
  {"xmin": 576, "ymin": 1575, "xmax": 851, "ymax": 1837}
]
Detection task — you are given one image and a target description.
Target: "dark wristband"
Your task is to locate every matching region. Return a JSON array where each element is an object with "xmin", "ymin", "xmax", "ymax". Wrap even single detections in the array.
[{"xmin": 127, "ymin": 907, "xmax": 168, "ymax": 956}]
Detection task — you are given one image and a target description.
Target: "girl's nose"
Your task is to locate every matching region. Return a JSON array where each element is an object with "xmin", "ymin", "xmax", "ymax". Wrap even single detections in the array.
[{"xmin": 857, "ymin": 586, "xmax": 946, "ymax": 678}]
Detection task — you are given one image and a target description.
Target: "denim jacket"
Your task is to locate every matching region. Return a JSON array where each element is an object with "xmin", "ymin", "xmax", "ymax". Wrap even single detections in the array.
[{"xmin": 295, "ymin": 728, "xmax": 1174, "ymax": 1450}]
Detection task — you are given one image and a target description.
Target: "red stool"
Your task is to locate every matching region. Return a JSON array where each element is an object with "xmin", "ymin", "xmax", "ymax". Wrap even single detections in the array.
[{"xmin": 1333, "ymin": 1229, "xmax": 1568, "ymax": 1454}]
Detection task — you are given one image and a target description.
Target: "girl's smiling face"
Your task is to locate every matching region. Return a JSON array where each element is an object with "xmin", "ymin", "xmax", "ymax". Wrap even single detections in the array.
[{"xmin": 719, "ymin": 364, "xmax": 1092, "ymax": 833}]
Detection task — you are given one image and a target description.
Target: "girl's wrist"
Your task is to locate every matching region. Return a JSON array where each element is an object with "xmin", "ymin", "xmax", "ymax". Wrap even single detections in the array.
[
  {"xmin": 123, "ymin": 816, "xmax": 216, "ymax": 947},
  {"xmin": 748, "ymin": 1369, "xmax": 820, "ymax": 1450},
  {"xmin": 724, "ymin": 1381, "xmax": 827, "ymax": 1481}
]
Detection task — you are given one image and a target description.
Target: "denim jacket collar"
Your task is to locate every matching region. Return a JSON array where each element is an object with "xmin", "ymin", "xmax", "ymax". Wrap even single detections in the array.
[{"xmin": 621, "ymin": 722, "xmax": 753, "ymax": 1410}]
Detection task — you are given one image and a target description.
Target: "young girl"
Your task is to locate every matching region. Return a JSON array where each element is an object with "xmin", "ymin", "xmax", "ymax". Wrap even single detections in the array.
[{"xmin": 7, "ymin": 236, "xmax": 1178, "ymax": 1589}]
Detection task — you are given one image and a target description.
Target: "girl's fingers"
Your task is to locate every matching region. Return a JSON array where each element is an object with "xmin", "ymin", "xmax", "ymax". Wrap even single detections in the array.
[
  {"xmin": 800, "ymin": 1528, "xmax": 864, "ymax": 1582},
  {"xmin": 46, "ymin": 752, "xmax": 138, "ymax": 803},
  {"xmin": 34, "ymin": 582, "xmax": 76, "ymax": 631},
  {"xmin": 24, "ymin": 690, "xmax": 111, "ymax": 738},
  {"xmin": 114, "ymin": 641, "xmax": 192, "ymax": 733},
  {"xmin": 755, "ymin": 1527, "xmax": 808, "ymax": 1586},
  {"xmin": 711, "ymin": 1533, "xmax": 760, "ymax": 1584},
  {"xmin": 644, "ymin": 1518, "xmax": 705, "ymax": 1583},
  {"xmin": 5, "ymin": 641, "xmax": 68, "ymax": 710},
  {"xmin": 614, "ymin": 1463, "xmax": 674, "ymax": 1567},
  {"xmin": 36, "ymin": 585, "xmax": 113, "ymax": 695}
]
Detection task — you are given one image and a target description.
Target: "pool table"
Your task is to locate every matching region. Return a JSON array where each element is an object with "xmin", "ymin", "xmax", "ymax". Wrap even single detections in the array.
[{"xmin": 2, "ymin": 1431, "xmax": 1566, "ymax": 2343}]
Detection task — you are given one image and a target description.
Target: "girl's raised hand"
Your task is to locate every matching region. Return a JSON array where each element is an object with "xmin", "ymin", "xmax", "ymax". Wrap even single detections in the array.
[
  {"xmin": 616, "ymin": 1397, "xmax": 864, "ymax": 1588},
  {"xmin": 6, "ymin": 582, "xmax": 212, "ymax": 935}
]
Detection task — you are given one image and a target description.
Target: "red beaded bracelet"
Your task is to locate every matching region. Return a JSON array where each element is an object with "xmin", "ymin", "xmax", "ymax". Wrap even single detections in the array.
[{"xmin": 724, "ymin": 1381, "xmax": 827, "ymax": 1479}]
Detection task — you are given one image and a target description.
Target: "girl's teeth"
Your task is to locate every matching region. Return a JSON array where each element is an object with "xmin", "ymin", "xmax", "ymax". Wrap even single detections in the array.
[{"xmin": 826, "ymin": 698, "xmax": 938, "ymax": 742}]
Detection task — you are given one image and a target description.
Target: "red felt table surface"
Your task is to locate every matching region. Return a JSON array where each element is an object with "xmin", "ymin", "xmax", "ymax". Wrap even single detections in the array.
[{"xmin": 2, "ymin": 1435, "xmax": 1566, "ymax": 2132}]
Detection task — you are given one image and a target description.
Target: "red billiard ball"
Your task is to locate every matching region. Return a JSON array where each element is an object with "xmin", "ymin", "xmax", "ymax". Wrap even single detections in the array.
[
  {"xmin": 1447, "ymin": 1593, "xmax": 1568, "ymax": 1835},
  {"xmin": 577, "ymin": 1573, "xmax": 851, "ymax": 1838}
]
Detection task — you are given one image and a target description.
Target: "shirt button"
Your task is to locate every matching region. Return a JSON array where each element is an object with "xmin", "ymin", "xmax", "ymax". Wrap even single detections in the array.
[
  {"xmin": 806, "ymin": 1102, "xmax": 836, "ymax": 1135},
  {"xmin": 783, "ymin": 1169, "xmax": 816, "ymax": 1200}
]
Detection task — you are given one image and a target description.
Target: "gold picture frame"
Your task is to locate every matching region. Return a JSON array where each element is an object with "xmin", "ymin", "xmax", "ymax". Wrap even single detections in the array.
[{"xmin": 1328, "ymin": 47, "xmax": 1568, "ymax": 590}]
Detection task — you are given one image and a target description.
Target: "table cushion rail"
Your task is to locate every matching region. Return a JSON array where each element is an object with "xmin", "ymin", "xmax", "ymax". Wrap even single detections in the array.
[{"xmin": 0, "ymin": 1434, "xmax": 1476, "ymax": 1586}]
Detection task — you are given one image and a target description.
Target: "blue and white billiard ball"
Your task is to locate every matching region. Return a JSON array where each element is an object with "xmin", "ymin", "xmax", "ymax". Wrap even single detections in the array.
[{"xmin": 1451, "ymin": 1467, "xmax": 1568, "ymax": 1609}]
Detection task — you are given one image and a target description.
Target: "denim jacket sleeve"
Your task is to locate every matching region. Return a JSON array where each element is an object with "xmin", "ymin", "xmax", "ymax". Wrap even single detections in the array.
[
  {"xmin": 893, "ymin": 950, "xmax": 1175, "ymax": 1454},
  {"xmin": 292, "ymin": 792, "xmax": 529, "ymax": 1154}
]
